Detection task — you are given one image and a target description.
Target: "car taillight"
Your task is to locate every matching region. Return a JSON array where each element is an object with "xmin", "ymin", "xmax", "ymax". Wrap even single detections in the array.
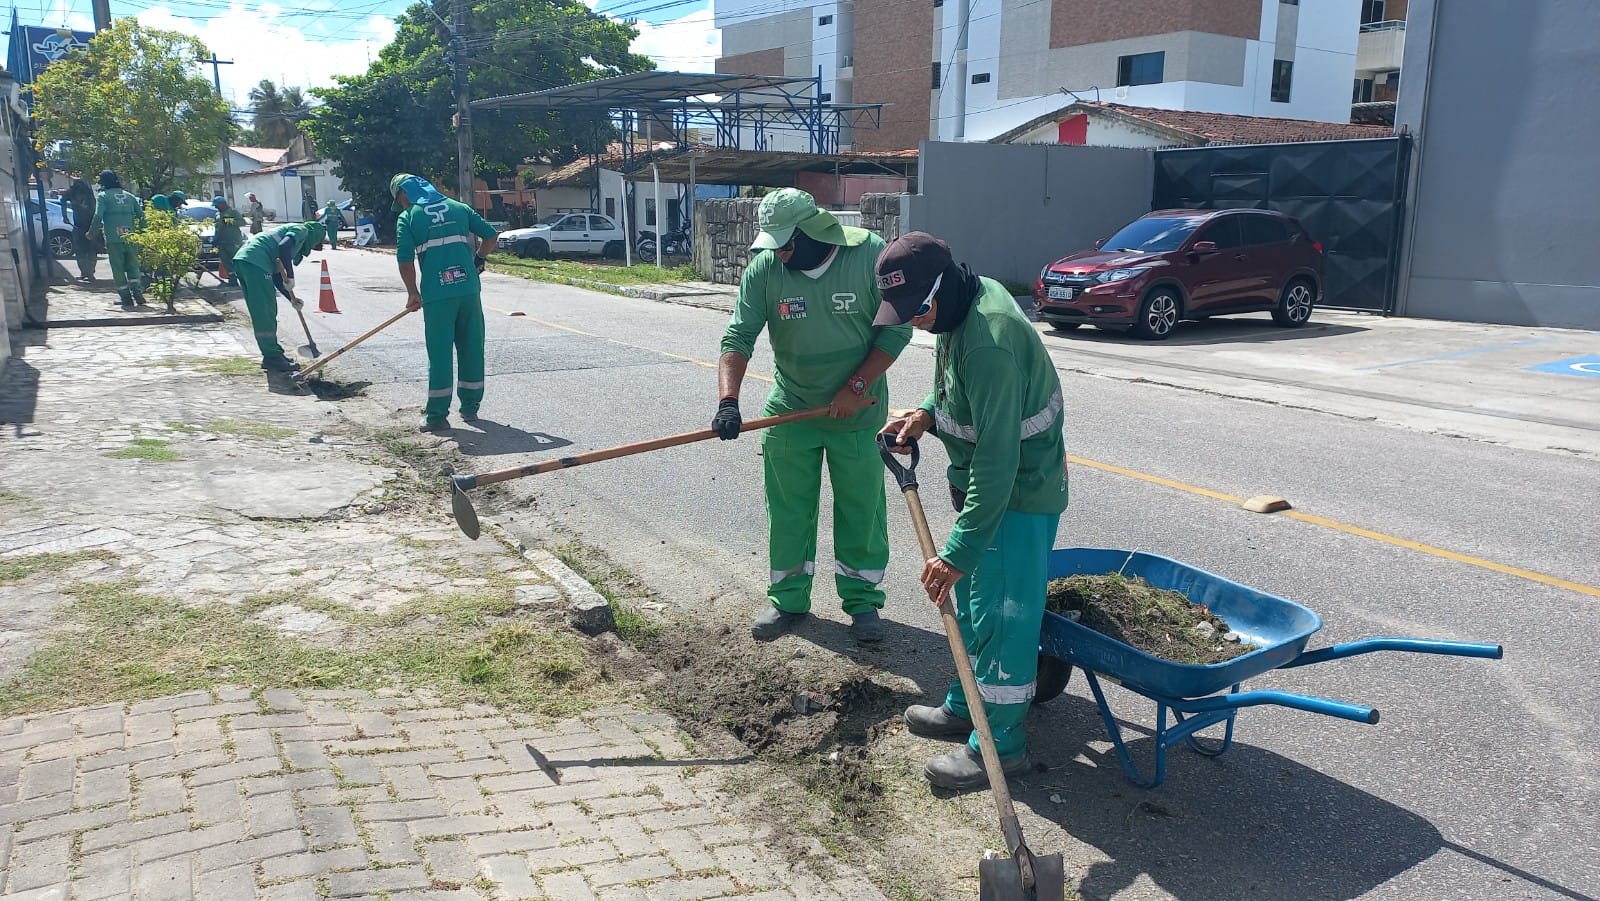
[{"xmin": 1313, "ymin": 241, "xmax": 1324, "ymax": 253}]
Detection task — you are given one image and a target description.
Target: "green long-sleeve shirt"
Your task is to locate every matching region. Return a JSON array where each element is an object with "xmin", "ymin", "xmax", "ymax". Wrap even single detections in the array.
[
  {"xmin": 89, "ymin": 188, "xmax": 144, "ymax": 246},
  {"xmin": 921, "ymin": 276, "xmax": 1067, "ymax": 574},
  {"xmin": 720, "ymin": 228, "xmax": 911, "ymax": 432},
  {"xmin": 395, "ymin": 197, "xmax": 496, "ymax": 303}
]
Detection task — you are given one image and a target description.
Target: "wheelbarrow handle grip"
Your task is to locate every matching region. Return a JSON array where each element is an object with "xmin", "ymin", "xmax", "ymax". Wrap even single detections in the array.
[{"xmin": 1281, "ymin": 637, "xmax": 1505, "ymax": 669}]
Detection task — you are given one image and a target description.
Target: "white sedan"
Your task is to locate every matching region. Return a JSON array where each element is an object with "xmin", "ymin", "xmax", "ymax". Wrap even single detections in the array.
[{"xmin": 496, "ymin": 213, "xmax": 626, "ymax": 260}]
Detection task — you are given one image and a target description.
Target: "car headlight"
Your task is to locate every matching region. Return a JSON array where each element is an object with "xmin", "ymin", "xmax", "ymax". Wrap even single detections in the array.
[
  {"xmin": 1039, "ymin": 265, "xmax": 1052, "ymax": 281},
  {"xmin": 1095, "ymin": 267, "xmax": 1147, "ymax": 284}
]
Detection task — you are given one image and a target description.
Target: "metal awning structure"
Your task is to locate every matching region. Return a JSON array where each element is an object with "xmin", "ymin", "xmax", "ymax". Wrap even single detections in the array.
[
  {"xmin": 619, "ymin": 147, "xmax": 918, "ymax": 189},
  {"xmin": 472, "ymin": 70, "xmax": 883, "ymax": 160}
]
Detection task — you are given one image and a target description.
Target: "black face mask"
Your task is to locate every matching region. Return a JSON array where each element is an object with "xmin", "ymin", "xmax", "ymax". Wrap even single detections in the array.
[
  {"xmin": 781, "ymin": 229, "xmax": 835, "ymax": 271},
  {"xmin": 929, "ymin": 262, "xmax": 980, "ymax": 333}
]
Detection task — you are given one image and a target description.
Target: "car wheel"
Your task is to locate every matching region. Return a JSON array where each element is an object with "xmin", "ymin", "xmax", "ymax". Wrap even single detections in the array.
[
  {"xmin": 48, "ymin": 231, "xmax": 74, "ymax": 260},
  {"xmin": 520, "ymin": 239, "xmax": 548, "ymax": 260},
  {"xmin": 1034, "ymin": 654, "xmax": 1073, "ymax": 704},
  {"xmin": 1047, "ymin": 322, "xmax": 1082, "ymax": 332},
  {"xmin": 602, "ymin": 241, "xmax": 624, "ymax": 260},
  {"xmin": 1133, "ymin": 287, "xmax": 1181, "ymax": 340},
  {"xmin": 1273, "ymin": 277, "xmax": 1315, "ymax": 327}
]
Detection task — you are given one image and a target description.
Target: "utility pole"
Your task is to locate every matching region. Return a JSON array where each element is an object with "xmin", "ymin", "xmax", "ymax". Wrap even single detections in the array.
[
  {"xmin": 198, "ymin": 53, "xmax": 236, "ymax": 203},
  {"xmin": 92, "ymin": 0, "xmax": 111, "ymax": 31},
  {"xmin": 452, "ymin": 0, "xmax": 474, "ymax": 213}
]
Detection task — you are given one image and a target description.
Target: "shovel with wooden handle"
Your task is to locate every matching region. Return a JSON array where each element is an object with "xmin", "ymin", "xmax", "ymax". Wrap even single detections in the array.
[
  {"xmin": 877, "ymin": 432, "xmax": 1066, "ymax": 901},
  {"xmin": 296, "ymin": 308, "xmax": 413, "ymax": 381},
  {"xmin": 449, "ymin": 404, "xmax": 850, "ymax": 539}
]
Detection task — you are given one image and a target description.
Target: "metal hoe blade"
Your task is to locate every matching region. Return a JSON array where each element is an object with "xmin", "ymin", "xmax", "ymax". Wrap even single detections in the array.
[
  {"xmin": 297, "ymin": 342, "xmax": 321, "ymax": 359},
  {"xmin": 450, "ymin": 484, "xmax": 481, "ymax": 540}
]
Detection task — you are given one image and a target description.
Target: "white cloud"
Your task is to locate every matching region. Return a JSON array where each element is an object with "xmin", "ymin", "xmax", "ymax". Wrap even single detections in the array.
[
  {"xmin": 628, "ymin": 6, "xmax": 721, "ymax": 73},
  {"xmin": 129, "ymin": 3, "xmax": 397, "ymax": 121}
]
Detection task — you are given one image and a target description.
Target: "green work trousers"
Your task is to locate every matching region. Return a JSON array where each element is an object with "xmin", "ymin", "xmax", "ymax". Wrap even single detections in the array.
[
  {"xmin": 943, "ymin": 510, "xmax": 1060, "ymax": 758},
  {"xmin": 106, "ymin": 241, "xmax": 140, "ymax": 304},
  {"xmin": 73, "ymin": 229, "xmax": 97, "ymax": 279},
  {"xmin": 760, "ymin": 421, "xmax": 888, "ymax": 616},
  {"xmin": 423, "ymin": 294, "xmax": 486, "ymax": 421},
  {"xmin": 237, "ymin": 261, "xmax": 285, "ymax": 358},
  {"xmin": 215, "ymin": 240, "xmax": 242, "ymax": 282}
]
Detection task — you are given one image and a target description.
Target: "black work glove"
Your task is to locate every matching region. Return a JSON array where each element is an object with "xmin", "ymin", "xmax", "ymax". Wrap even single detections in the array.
[
  {"xmin": 711, "ymin": 397, "xmax": 742, "ymax": 440},
  {"xmin": 475, "ymin": 256, "xmax": 487, "ymax": 274}
]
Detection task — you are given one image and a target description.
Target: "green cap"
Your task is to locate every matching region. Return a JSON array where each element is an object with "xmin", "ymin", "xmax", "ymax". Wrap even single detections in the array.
[
  {"xmin": 390, "ymin": 173, "xmax": 415, "ymax": 198},
  {"xmin": 750, "ymin": 188, "xmax": 855, "ymax": 251}
]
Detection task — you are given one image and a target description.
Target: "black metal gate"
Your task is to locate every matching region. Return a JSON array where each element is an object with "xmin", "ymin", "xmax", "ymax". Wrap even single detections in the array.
[{"xmin": 1152, "ymin": 136, "xmax": 1410, "ymax": 313}]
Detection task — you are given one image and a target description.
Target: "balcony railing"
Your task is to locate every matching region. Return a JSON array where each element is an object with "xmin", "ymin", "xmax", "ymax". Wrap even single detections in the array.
[{"xmin": 1360, "ymin": 19, "xmax": 1406, "ymax": 32}]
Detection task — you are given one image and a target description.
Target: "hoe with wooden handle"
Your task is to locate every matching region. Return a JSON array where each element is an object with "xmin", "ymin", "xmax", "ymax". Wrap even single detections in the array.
[{"xmin": 449, "ymin": 405, "xmax": 842, "ymax": 539}]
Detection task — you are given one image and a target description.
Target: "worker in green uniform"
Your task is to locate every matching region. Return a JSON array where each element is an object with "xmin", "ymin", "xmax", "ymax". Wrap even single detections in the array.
[
  {"xmin": 167, "ymin": 190, "xmax": 187, "ymax": 212},
  {"xmin": 321, "ymin": 200, "xmax": 342, "ymax": 250},
  {"xmin": 715, "ymin": 188, "xmax": 911, "ymax": 643},
  {"xmin": 391, "ymin": 173, "xmax": 496, "ymax": 432},
  {"xmin": 148, "ymin": 194, "xmax": 172, "ymax": 217},
  {"xmin": 232, "ymin": 221, "xmax": 325, "ymax": 372},
  {"xmin": 212, "ymin": 197, "xmax": 245, "ymax": 287},
  {"xmin": 874, "ymin": 232, "xmax": 1068, "ymax": 790},
  {"xmin": 88, "ymin": 170, "xmax": 147, "ymax": 309}
]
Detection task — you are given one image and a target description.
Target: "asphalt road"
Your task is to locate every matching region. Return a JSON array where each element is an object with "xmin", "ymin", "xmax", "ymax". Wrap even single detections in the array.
[{"xmin": 284, "ymin": 250, "xmax": 1599, "ymax": 901}]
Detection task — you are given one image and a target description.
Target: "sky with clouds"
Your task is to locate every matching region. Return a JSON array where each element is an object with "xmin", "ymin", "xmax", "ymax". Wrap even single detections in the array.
[{"xmin": 10, "ymin": 0, "xmax": 720, "ymax": 115}]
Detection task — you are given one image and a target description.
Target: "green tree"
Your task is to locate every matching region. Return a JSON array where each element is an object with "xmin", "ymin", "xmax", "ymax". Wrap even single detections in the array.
[
  {"xmin": 32, "ymin": 19, "xmax": 233, "ymax": 196},
  {"xmin": 306, "ymin": 0, "xmax": 652, "ymax": 238},
  {"xmin": 248, "ymin": 79, "xmax": 314, "ymax": 146}
]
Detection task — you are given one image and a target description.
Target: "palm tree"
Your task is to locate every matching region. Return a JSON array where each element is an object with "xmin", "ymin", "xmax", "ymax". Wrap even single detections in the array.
[{"xmin": 248, "ymin": 80, "xmax": 313, "ymax": 146}]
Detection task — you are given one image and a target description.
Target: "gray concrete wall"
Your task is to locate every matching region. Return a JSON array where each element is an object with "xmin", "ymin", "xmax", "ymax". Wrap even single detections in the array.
[
  {"xmin": 859, "ymin": 193, "xmax": 904, "ymax": 243},
  {"xmin": 902, "ymin": 142, "xmax": 1153, "ymax": 286},
  {"xmin": 693, "ymin": 198, "xmax": 764, "ymax": 286},
  {"xmin": 1395, "ymin": 0, "xmax": 1600, "ymax": 329}
]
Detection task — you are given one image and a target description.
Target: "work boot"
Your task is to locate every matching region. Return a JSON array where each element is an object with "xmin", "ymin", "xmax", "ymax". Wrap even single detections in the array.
[
  {"xmin": 751, "ymin": 606, "xmax": 807, "ymax": 641},
  {"xmin": 459, "ymin": 409, "xmax": 479, "ymax": 423},
  {"xmin": 923, "ymin": 744, "xmax": 1032, "ymax": 791},
  {"xmin": 849, "ymin": 609, "xmax": 885, "ymax": 643},
  {"xmin": 261, "ymin": 355, "xmax": 298, "ymax": 373},
  {"xmin": 118, "ymin": 299, "xmax": 134, "ymax": 311},
  {"xmin": 419, "ymin": 417, "xmax": 451, "ymax": 434},
  {"xmin": 134, "ymin": 294, "xmax": 149, "ymax": 307},
  {"xmin": 904, "ymin": 704, "xmax": 973, "ymax": 739}
]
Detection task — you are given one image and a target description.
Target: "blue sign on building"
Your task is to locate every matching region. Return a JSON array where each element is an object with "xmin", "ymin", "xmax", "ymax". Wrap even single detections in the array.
[
  {"xmin": 1526, "ymin": 356, "xmax": 1600, "ymax": 379},
  {"xmin": 5, "ymin": 12, "xmax": 94, "ymax": 87}
]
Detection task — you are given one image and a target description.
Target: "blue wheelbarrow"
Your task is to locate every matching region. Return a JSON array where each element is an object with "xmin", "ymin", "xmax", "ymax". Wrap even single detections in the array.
[{"xmin": 1033, "ymin": 548, "xmax": 1504, "ymax": 788}]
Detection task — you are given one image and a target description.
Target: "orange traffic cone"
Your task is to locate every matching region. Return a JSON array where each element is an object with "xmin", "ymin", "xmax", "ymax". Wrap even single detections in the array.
[{"xmin": 318, "ymin": 260, "xmax": 340, "ymax": 313}]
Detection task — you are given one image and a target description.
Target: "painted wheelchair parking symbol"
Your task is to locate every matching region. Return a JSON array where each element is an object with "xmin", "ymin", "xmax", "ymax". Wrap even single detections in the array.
[{"xmin": 1527, "ymin": 355, "xmax": 1600, "ymax": 378}]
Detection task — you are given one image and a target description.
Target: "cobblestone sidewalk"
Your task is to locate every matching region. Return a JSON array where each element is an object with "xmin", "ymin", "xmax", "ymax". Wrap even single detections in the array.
[{"xmin": 0, "ymin": 282, "xmax": 886, "ymax": 900}]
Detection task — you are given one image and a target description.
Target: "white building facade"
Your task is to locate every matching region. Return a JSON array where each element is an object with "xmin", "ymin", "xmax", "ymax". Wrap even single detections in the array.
[{"xmin": 715, "ymin": 0, "xmax": 1361, "ymax": 150}]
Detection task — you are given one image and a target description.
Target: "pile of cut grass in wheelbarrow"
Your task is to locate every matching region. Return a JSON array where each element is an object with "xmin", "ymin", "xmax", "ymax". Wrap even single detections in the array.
[{"xmin": 1046, "ymin": 573, "xmax": 1255, "ymax": 665}]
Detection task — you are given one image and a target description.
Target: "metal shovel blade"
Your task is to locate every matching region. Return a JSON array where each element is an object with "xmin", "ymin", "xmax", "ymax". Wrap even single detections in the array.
[
  {"xmin": 297, "ymin": 342, "xmax": 321, "ymax": 359},
  {"xmin": 450, "ymin": 486, "xmax": 481, "ymax": 540},
  {"xmin": 979, "ymin": 852, "xmax": 1065, "ymax": 901}
]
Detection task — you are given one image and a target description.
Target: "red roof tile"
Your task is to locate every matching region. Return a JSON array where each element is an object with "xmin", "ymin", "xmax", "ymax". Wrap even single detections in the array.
[{"xmin": 1082, "ymin": 102, "xmax": 1392, "ymax": 145}]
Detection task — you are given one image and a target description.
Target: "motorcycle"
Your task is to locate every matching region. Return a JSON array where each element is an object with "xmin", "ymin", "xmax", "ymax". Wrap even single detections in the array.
[{"xmin": 636, "ymin": 227, "xmax": 691, "ymax": 264}]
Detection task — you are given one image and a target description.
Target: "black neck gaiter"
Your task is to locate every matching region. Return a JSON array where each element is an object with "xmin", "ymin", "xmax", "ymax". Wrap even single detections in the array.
[
  {"xmin": 782, "ymin": 229, "xmax": 836, "ymax": 271},
  {"xmin": 929, "ymin": 263, "xmax": 980, "ymax": 333}
]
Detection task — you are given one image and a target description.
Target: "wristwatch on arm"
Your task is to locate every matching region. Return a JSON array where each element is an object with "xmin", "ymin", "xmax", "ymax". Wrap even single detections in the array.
[{"xmin": 846, "ymin": 374, "xmax": 867, "ymax": 396}]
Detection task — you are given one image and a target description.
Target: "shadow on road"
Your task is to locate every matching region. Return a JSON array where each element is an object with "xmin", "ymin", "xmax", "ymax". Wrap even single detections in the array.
[
  {"xmin": 1047, "ymin": 317, "xmax": 1368, "ymax": 348},
  {"xmin": 449, "ymin": 418, "xmax": 573, "ymax": 457}
]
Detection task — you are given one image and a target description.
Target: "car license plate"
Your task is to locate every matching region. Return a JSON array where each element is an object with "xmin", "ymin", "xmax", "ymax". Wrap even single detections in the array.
[{"xmin": 1047, "ymin": 286, "xmax": 1076, "ymax": 300}]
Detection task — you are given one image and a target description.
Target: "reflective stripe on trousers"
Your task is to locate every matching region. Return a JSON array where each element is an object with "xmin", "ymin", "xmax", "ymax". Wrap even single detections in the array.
[
  {"xmin": 834, "ymin": 561, "xmax": 885, "ymax": 585},
  {"xmin": 771, "ymin": 561, "xmax": 815, "ymax": 583}
]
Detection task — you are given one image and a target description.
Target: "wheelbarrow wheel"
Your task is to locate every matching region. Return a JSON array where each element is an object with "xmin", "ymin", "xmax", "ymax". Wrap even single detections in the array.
[{"xmin": 1034, "ymin": 654, "xmax": 1073, "ymax": 704}]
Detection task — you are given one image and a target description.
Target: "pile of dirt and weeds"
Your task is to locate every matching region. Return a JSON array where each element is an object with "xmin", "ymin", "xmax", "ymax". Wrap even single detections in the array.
[{"xmin": 1047, "ymin": 572, "xmax": 1254, "ymax": 665}]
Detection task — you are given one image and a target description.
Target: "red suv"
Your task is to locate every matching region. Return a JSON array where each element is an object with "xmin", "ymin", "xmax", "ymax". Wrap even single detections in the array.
[{"xmin": 1033, "ymin": 209, "xmax": 1323, "ymax": 340}]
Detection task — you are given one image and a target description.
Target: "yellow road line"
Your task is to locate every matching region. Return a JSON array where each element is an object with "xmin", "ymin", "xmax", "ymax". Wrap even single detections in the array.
[
  {"xmin": 490, "ymin": 309, "xmax": 1599, "ymax": 599},
  {"xmin": 487, "ymin": 306, "xmax": 774, "ymax": 383},
  {"xmin": 1070, "ymin": 455, "xmax": 1600, "ymax": 599}
]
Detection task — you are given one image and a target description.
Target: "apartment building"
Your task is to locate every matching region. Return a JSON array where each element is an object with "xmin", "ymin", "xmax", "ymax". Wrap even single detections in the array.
[
  {"xmin": 714, "ymin": 0, "xmax": 1361, "ymax": 151},
  {"xmin": 1354, "ymin": 0, "xmax": 1405, "ymax": 103}
]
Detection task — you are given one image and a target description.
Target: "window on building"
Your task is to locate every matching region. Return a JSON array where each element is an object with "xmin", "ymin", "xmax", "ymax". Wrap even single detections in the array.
[
  {"xmin": 605, "ymin": 197, "xmax": 616, "ymax": 219},
  {"xmin": 1271, "ymin": 59, "xmax": 1293, "ymax": 102},
  {"xmin": 645, "ymin": 198, "xmax": 656, "ymax": 227},
  {"xmin": 1280, "ymin": 0, "xmax": 1297, "ymax": 5},
  {"xmin": 1353, "ymin": 77, "xmax": 1375, "ymax": 102},
  {"xmin": 1361, "ymin": 0, "xmax": 1385, "ymax": 25},
  {"xmin": 1116, "ymin": 52, "xmax": 1164, "ymax": 87},
  {"xmin": 818, "ymin": 14, "xmax": 832, "ymax": 25},
  {"xmin": 931, "ymin": 62, "xmax": 941, "ymax": 89},
  {"xmin": 933, "ymin": 0, "xmax": 943, "ymax": 7},
  {"xmin": 971, "ymin": 72, "xmax": 990, "ymax": 85},
  {"xmin": 819, "ymin": 92, "xmax": 832, "ymax": 102}
]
